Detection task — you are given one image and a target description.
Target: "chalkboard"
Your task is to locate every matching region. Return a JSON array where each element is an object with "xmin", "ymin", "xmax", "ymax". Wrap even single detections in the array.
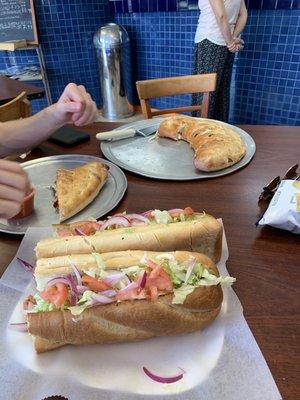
[{"xmin": 0, "ymin": 0, "xmax": 38, "ymax": 44}]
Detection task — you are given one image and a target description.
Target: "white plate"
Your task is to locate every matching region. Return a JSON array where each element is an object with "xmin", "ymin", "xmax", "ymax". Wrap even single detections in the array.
[
  {"xmin": 101, "ymin": 118, "xmax": 256, "ymax": 180},
  {"xmin": 0, "ymin": 155, "xmax": 127, "ymax": 235}
]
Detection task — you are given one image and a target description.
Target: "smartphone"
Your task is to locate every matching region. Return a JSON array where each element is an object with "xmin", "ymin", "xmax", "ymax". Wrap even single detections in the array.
[{"xmin": 48, "ymin": 126, "xmax": 90, "ymax": 147}]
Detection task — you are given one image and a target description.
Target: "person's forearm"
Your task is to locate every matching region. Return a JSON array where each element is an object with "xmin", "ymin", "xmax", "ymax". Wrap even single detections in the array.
[
  {"xmin": 216, "ymin": 16, "xmax": 235, "ymax": 45},
  {"xmin": 209, "ymin": 0, "xmax": 234, "ymax": 45},
  {"xmin": 233, "ymin": 1, "xmax": 247, "ymax": 38},
  {"xmin": 0, "ymin": 105, "xmax": 63, "ymax": 157},
  {"xmin": 233, "ymin": 13, "xmax": 247, "ymax": 38}
]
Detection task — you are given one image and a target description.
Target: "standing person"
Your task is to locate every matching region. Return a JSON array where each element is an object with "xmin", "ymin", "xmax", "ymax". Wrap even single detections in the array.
[{"xmin": 192, "ymin": 0, "xmax": 248, "ymax": 122}]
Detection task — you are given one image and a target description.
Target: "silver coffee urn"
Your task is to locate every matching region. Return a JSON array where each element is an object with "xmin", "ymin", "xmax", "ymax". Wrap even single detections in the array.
[{"xmin": 94, "ymin": 23, "xmax": 135, "ymax": 120}]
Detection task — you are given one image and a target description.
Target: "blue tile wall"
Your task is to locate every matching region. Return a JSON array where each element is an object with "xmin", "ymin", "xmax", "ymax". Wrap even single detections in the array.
[
  {"xmin": 0, "ymin": 1, "xmax": 299, "ymax": 126},
  {"xmin": 0, "ymin": 0, "xmax": 112, "ymax": 111},
  {"xmin": 115, "ymin": 9, "xmax": 300, "ymax": 125},
  {"xmin": 108, "ymin": 0, "xmax": 299, "ymax": 12}
]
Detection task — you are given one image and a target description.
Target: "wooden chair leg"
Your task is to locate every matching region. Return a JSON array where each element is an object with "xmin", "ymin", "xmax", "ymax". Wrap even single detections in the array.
[
  {"xmin": 140, "ymin": 99, "xmax": 152, "ymax": 119},
  {"xmin": 201, "ymin": 92, "xmax": 209, "ymax": 118}
]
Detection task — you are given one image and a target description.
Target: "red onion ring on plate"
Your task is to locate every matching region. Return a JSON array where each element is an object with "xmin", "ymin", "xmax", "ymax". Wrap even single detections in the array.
[
  {"xmin": 16, "ymin": 257, "xmax": 35, "ymax": 272},
  {"xmin": 143, "ymin": 367, "xmax": 184, "ymax": 383}
]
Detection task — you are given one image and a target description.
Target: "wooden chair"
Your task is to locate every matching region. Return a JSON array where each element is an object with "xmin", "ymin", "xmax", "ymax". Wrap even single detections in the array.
[
  {"xmin": 0, "ymin": 91, "xmax": 31, "ymax": 122},
  {"xmin": 136, "ymin": 73, "xmax": 216, "ymax": 119}
]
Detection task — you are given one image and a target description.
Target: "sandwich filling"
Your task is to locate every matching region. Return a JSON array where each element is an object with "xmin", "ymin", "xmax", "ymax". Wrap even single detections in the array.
[
  {"xmin": 53, "ymin": 207, "xmax": 205, "ymax": 237},
  {"xmin": 24, "ymin": 253, "xmax": 235, "ymax": 316}
]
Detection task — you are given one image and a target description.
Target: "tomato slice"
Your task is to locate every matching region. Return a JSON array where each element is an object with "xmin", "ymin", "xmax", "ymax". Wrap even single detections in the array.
[
  {"xmin": 149, "ymin": 286, "xmax": 158, "ymax": 300},
  {"xmin": 183, "ymin": 206, "xmax": 194, "ymax": 215},
  {"xmin": 70, "ymin": 221, "xmax": 100, "ymax": 236},
  {"xmin": 82, "ymin": 275, "xmax": 110, "ymax": 291},
  {"xmin": 40, "ymin": 283, "xmax": 68, "ymax": 308},
  {"xmin": 146, "ymin": 264, "xmax": 173, "ymax": 292}
]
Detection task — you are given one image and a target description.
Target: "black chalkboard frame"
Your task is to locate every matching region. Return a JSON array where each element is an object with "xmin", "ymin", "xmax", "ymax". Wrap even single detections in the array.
[
  {"xmin": 28, "ymin": 0, "xmax": 39, "ymax": 44},
  {"xmin": 0, "ymin": 0, "xmax": 39, "ymax": 45}
]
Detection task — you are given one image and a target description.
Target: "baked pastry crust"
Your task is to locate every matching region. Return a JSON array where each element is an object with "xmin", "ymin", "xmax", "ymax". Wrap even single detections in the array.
[
  {"xmin": 56, "ymin": 161, "xmax": 108, "ymax": 221},
  {"xmin": 158, "ymin": 115, "xmax": 246, "ymax": 171}
]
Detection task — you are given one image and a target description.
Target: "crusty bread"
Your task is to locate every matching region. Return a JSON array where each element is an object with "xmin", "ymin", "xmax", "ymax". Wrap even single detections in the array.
[
  {"xmin": 158, "ymin": 115, "xmax": 246, "ymax": 171},
  {"xmin": 27, "ymin": 251, "xmax": 223, "ymax": 353},
  {"xmin": 35, "ymin": 214, "xmax": 223, "ymax": 263}
]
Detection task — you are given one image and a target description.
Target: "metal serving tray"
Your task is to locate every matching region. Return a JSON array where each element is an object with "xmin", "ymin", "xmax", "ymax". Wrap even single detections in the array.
[
  {"xmin": 101, "ymin": 117, "xmax": 256, "ymax": 181},
  {"xmin": 0, "ymin": 155, "xmax": 127, "ymax": 235}
]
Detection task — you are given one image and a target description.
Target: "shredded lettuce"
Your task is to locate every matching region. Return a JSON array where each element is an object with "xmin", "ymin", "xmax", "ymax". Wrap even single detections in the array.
[
  {"xmin": 68, "ymin": 290, "xmax": 94, "ymax": 316},
  {"xmin": 32, "ymin": 293, "xmax": 55, "ymax": 312},
  {"xmin": 172, "ymin": 285, "xmax": 195, "ymax": 304},
  {"xmin": 153, "ymin": 210, "xmax": 173, "ymax": 224},
  {"xmin": 122, "ymin": 228, "xmax": 135, "ymax": 234},
  {"xmin": 87, "ymin": 253, "xmax": 107, "ymax": 278},
  {"xmin": 122, "ymin": 265, "xmax": 145, "ymax": 278}
]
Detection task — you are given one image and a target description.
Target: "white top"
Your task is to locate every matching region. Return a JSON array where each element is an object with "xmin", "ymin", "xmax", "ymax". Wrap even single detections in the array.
[{"xmin": 195, "ymin": 0, "xmax": 242, "ymax": 46}]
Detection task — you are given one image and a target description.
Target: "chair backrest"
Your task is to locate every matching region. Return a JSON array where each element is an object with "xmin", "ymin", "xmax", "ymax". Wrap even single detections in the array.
[
  {"xmin": 0, "ymin": 91, "xmax": 31, "ymax": 122},
  {"xmin": 136, "ymin": 73, "xmax": 216, "ymax": 119}
]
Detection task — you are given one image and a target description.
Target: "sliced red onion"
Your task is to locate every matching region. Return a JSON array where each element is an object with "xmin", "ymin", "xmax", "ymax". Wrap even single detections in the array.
[
  {"xmin": 143, "ymin": 367, "xmax": 184, "ymax": 384},
  {"xmin": 91, "ymin": 293, "xmax": 115, "ymax": 304},
  {"xmin": 74, "ymin": 228, "xmax": 86, "ymax": 236},
  {"xmin": 71, "ymin": 264, "xmax": 82, "ymax": 286},
  {"xmin": 17, "ymin": 257, "xmax": 35, "ymax": 272},
  {"xmin": 118, "ymin": 281, "xmax": 139, "ymax": 293},
  {"xmin": 46, "ymin": 275, "xmax": 78, "ymax": 295},
  {"xmin": 70, "ymin": 292, "xmax": 77, "ymax": 306},
  {"xmin": 76, "ymin": 285, "xmax": 88, "ymax": 294},
  {"xmin": 9, "ymin": 322, "xmax": 28, "ymax": 332},
  {"xmin": 100, "ymin": 289, "xmax": 117, "ymax": 297},
  {"xmin": 140, "ymin": 271, "xmax": 147, "ymax": 289},
  {"xmin": 184, "ymin": 258, "xmax": 197, "ymax": 284},
  {"xmin": 125, "ymin": 214, "xmax": 150, "ymax": 223},
  {"xmin": 141, "ymin": 210, "xmax": 154, "ymax": 218},
  {"xmin": 46, "ymin": 277, "xmax": 73, "ymax": 287},
  {"xmin": 67, "ymin": 274, "xmax": 79, "ymax": 297},
  {"xmin": 168, "ymin": 208, "xmax": 184, "ymax": 214},
  {"xmin": 104, "ymin": 272, "xmax": 126, "ymax": 285},
  {"xmin": 130, "ymin": 220, "xmax": 147, "ymax": 226},
  {"xmin": 100, "ymin": 216, "xmax": 130, "ymax": 231}
]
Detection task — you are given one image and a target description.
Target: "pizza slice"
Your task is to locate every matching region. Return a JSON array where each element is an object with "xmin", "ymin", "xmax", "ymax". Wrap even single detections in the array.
[{"xmin": 54, "ymin": 161, "xmax": 108, "ymax": 222}]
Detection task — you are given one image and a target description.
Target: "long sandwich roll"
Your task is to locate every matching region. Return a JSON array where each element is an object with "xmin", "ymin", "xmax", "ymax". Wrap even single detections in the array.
[
  {"xmin": 36, "ymin": 208, "xmax": 223, "ymax": 262},
  {"xmin": 24, "ymin": 250, "xmax": 235, "ymax": 353}
]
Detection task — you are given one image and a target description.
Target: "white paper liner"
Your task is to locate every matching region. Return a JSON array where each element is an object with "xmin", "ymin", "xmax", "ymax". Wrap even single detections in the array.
[{"xmin": 0, "ymin": 225, "xmax": 282, "ymax": 400}]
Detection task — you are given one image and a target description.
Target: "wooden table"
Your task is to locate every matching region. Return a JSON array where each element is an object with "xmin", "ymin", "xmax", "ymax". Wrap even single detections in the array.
[
  {"xmin": 0, "ymin": 123, "xmax": 299, "ymax": 399},
  {"xmin": 0, "ymin": 75, "xmax": 45, "ymax": 105}
]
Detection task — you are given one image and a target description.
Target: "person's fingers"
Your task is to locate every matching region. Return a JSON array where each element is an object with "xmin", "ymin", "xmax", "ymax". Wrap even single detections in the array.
[
  {"xmin": 60, "ymin": 83, "xmax": 85, "ymax": 104},
  {"xmin": 0, "ymin": 159, "xmax": 27, "ymax": 174},
  {"xmin": 57, "ymin": 101, "xmax": 84, "ymax": 115},
  {"xmin": 0, "ymin": 169, "xmax": 29, "ymax": 192},
  {"xmin": 0, "ymin": 184, "xmax": 25, "ymax": 203},
  {"xmin": 0, "ymin": 199, "xmax": 22, "ymax": 219},
  {"xmin": 73, "ymin": 92, "xmax": 97, "ymax": 126}
]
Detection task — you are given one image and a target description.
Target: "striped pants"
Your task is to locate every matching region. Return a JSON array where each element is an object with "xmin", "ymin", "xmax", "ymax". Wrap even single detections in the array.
[{"xmin": 192, "ymin": 39, "xmax": 235, "ymax": 122}]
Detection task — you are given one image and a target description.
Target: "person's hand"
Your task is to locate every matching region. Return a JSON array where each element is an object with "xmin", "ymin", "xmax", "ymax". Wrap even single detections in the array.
[
  {"xmin": 227, "ymin": 37, "xmax": 244, "ymax": 53},
  {"xmin": 0, "ymin": 160, "xmax": 30, "ymax": 219},
  {"xmin": 50, "ymin": 83, "xmax": 98, "ymax": 126}
]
